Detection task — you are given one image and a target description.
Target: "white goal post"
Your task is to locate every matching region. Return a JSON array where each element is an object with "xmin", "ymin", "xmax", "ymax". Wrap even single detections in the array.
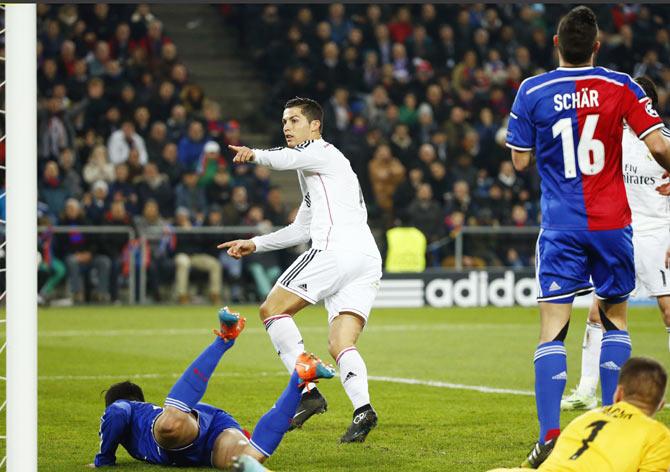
[{"xmin": 6, "ymin": 4, "xmax": 38, "ymax": 471}]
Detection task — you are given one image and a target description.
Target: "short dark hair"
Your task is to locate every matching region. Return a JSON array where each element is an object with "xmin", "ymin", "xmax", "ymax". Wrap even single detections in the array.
[
  {"xmin": 619, "ymin": 357, "xmax": 667, "ymax": 409},
  {"xmin": 284, "ymin": 97, "xmax": 324, "ymax": 132},
  {"xmin": 557, "ymin": 6, "xmax": 598, "ymax": 65},
  {"xmin": 104, "ymin": 381, "xmax": 145, "ymax": 407},
  {"xmin": 635, "ymin": 76, "xmax": 658, "ymax": 110}
]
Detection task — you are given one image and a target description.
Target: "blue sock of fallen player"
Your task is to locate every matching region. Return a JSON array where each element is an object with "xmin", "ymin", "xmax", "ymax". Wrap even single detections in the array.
[
  {"xmin": 165, "ymin": 337, "xmax": 234, "ymax": 412},
  {"xmin": 600, "ymin": 330, "xmax": 632, "ymax": 406},
  {"xmin": 534, "ymin": 341, "xmax": 567, "ymax": 444},
  {"xmin": 250, "ymin": 370, "xmax": 302, "ymax": 457}
]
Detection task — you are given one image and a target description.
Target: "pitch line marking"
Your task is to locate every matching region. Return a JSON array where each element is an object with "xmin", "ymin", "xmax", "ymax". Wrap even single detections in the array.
[
  {"xmin": 37, "ymin": 371, "xmax": 670, "ymax": 408},
  {"xmin": 36, "ymin": 371, "xmax": 534, "ymax": 396},
  {"xmin": 38, "ymin": 323, "xmax": 528, "ymax": 338}
]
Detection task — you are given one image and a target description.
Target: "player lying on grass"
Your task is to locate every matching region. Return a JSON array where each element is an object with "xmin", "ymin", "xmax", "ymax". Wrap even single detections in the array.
[
  {"xmin": 219, "ymin": 97, "xmax": 382, "ymax": 443},
  {"xmin": 89, "ymin": 307, "xmax": 335, "ymax": 471},
  {"xmin": 562, "ymin": 77, "xmax": 670, "ymax": 412},
  {"xmin": 488, "ymin": 357, "xmax": 670, "ymax": 471}
]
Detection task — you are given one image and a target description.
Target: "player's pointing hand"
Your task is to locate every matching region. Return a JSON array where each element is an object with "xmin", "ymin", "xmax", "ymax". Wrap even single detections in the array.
[
  {"xmin": 229, "ymin": 145, "xmax": 256, "ymax": 164},
  {"xmin": 217, "ymin": 239, "xmax": 256, "ymax": 259}
]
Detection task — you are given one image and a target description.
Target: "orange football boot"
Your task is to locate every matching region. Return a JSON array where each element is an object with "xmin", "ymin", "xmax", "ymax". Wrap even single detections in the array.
[{"xmin": 213, "ymin": 306, "xmax": 246, "ymax": 341}]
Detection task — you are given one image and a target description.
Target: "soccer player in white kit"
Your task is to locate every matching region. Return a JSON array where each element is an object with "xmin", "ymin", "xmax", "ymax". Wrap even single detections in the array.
[
  {"xmin": 218, "ymin": 98, "xmax": 383, "ymax": 443},
  {"xmin": 563, "ymin": 77, "xmax": 670, "ymax": 411}
]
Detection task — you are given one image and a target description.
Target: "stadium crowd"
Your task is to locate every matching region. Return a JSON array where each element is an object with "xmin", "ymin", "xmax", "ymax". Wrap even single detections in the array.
[
  {"xmin": 35, "ymin": 4, "xmax": 670, "ymax": 304},
  {"xmin": 35, "ymin": 4, "xmax": 294, "ymax": 305},
  {"xmin": 226, "ymin": 3, "xmax": 670, "ymax": 267}
]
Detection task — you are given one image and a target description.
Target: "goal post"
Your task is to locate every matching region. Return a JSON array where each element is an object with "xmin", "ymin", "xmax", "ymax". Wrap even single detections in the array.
[{"xmin": 6, "ymin": 3, "xmax": 38, "ymax": 471}]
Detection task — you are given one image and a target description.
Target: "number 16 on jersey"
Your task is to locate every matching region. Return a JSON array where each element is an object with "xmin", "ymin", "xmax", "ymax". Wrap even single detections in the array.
[{"xmin": 552, "ymin": 114, "xmax": 604, "ymax": 178}]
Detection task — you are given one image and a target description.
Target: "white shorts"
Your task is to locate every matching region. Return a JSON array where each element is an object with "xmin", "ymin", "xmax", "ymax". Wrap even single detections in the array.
[
  {"xmin": 632, "ymin": 228, "xmax": 670, "ymax": 298},
  {"xmin": 276, "ymin": 248, "xmax": 382, "ymax": 325}
]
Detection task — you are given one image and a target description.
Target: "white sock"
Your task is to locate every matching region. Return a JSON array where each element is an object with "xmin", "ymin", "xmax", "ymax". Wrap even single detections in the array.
[
  {"xmin": 577, "ymin": 321, "xmax": 602, "ymax": 396},
  {"xmin": 336, "ymin": 347, "xmax": 370, "ymax": 410},
  {"xmin": 264, "ymin": 315, "xmax": 315, "ymax": 391},
  {"xmin": 666, "ymin": 327, "xmax": 670, "ymax": 352}
]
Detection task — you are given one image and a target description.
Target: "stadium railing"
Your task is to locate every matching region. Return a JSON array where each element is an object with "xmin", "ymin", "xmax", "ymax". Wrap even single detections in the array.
[
  {"xmin": 36, "ymin": 225, "xmax": 544, "ymax": 303},
  {"xmin": 36, "ymin": 225, "xmax": 276, "ymax": 304},
  {"xmin": 137, "ymin": 225, "xmax": 274, "ymax": 304},
  {"xmin": 38, "ymin": 225, "xmax": 139, "ymax": 304},
  {"xmin": 453, "ymin": 226, "xmax": 541, "ymax": 270}
]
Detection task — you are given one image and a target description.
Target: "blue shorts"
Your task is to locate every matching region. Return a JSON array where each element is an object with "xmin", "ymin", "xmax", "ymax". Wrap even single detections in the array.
[
  {"xmin": 535, "ymin": 226, "xmax": 634, "ymax": 303},
  {"xmin": 155, "ymin": 403, "xmax": 244, "ymax": 467}
]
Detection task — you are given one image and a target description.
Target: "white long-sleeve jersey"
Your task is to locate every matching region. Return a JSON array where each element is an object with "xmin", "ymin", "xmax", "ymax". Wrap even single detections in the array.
[
  {"xmin": 250, "ymin": 138, "xmax": 381, "ymax": 259},
  {"xmin": 622, "ymin": 125, "xmax": 670, "ymax": 233}
]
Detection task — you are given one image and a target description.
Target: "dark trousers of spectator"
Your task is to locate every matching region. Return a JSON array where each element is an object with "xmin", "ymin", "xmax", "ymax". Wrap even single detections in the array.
[
  {"xmin": 110, "ymin": 258, "xmax": 122, "ymax": 302},
  {"xmin": 65, "ymin": 254, "xmax": 111, "ymax": 302},
  {"xmin": 146, "ymin": 254, "xmax": 172, "ymax": 302}
]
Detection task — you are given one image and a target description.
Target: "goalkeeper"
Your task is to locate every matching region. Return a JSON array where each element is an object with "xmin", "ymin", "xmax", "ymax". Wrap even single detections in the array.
[{"xmin": 489, "ymin": 357, "xmax": 670, "ymax": 471}]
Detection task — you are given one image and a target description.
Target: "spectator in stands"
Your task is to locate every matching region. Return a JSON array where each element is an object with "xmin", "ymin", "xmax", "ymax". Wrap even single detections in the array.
[
  {"xmin": 393, "ymin": 167, "xmax": 425, "ymax": 217},
  {"xmin": 204, "ymin": 206, "xmax": 243, "ymax": 302},
  {"xmin": 108, "ymin": 120, "xmax": 149, "ymax": 166},
  {"xmin": 152, "ymin": 80, "xmax": 178, "ymax": 123},
  {"xmin": 406, "ymin": 183, "xmax": 444, "ymax": 244},
  {"xmin": 146, "ymin": 121, "xmax": 168, "ymax": 161},
  {"xmin": 389, "ymin": 123, "xmax": 416, "ymax": 168},
  {"xmin": 428, "ymin": 161, "xmax": 449, "ymax": 204},
  {"xmin": 206, "ymin": 168, "xmax": 234, "ymax": 209},
  {"xmin": 222, "ymin": 185, "xmax": 250, "ymax": 226},
  {"xmin": 222, "ymin": 120, "xmax": 242, "ymax": 148},
  {"xmin": 136, "ymin": 19, "xmax": 172, "ymax": 64},
  {"xmin": 133, "ymin": 199, "xmax": 171, "ymax": 302},
  {"xmin": 198, "ymin": 141, "xmax": 225, "ymax": 187},
  {"xmin": 177, "ymin": 120, "xmax": 207, "ymax": 171},
  {"xmin": 496, "ymin": 160, "xmax": 526, "ymax": 197},
  {"xmin": 323, "ymin": 87, "xmax": 351, "ymax": 146},
  {"xmin": 136, "ymin": 162, "xmax": 174, "ymax": 218},
  {"xmin": 101, "ymin": 200, "xmax": 133, "ymax": 302},
  {"xmin": 176, "ymin": 170, "xmax": 207, "ymax": 224},
  {"xmin": 109, "ymin": 163, "xmax": 139, "ymax": 214},
  {"xmin": 87, "ymin": 41, "xmax": 112, "ymax": 78},
  {"xmin": 173, "ymin": 207, "xmax": 222, "ymax": 305},
  {"xmin": 157, "ymin": 142, "xmax": 183, "ymax": 185},
  {"xmin": 202, "ymin": 99, "xmax": 225, "ymax": 141},
  {"xmin": 83, "ymin": 144, "xmax": 115, "ymax": 187},
  {"xmin": 39, "ymin": 161, "xmax": 70, "ymax": 219},
  {"xmin": 451, "ymin": 154, "xmax": 478, "ymax": 189},
  {"xmin": 181, "ymin": 84, "xmax": 205, "ymax": 116},
  {"xmin": 388, "ymin": 6, "xmax": 413, "ymax": 44},
  {"xmin": 250, "ymin": 166, "xmax": 272, "ymax": 205},
  {"xmin": 57, "ymin": 198, "xmax": 111, "ymax": 303},
  {"xmin": 414, "ymin": 143, "xmax": 436, "ymax": 174},
  {"xmin": 58, "ymin": 148, "xmax": 83, "ymax": 199},
  {"xmin": 368, "ymin": 143, "xmax": 405, "ymax": 216},
  {"xmin": 445, "ymin": 180, "xmax": 478, "ymax": 222},
  {"xmin": 85, "ymin": 180, "xmax": 110, "ymax": 224},
  {"xmin": 133, "ymin": 106, "xmax": 152, "ymax": 138},
  {"xmin": 244, "ymin": 205, "xmax": 282, "ymax": 299},
  {"xmin": 109, "ymin": 22, "xmax": 132, "ymax": 63},
  {"xmin": 264, "ymin": 186, "xmax": 288, "ymax": 226},
  {"xmin": 38, "ymin": 97, "xmax": 76, "ymax": 163}
]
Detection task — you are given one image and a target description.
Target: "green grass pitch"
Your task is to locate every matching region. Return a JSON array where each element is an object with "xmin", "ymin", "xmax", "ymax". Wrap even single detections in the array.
[{"xmin": 37, "ymin": 305, "xmax": 670, "ymax": 471}]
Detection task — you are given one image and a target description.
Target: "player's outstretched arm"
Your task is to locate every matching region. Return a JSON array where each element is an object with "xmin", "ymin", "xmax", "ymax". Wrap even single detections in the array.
[
  {"xmin": 644, "ymin": 129, "xmax": 670, "ymax": 173},
  {"xmin": 247, "ymin": 200, "xmax": 312, "ymax": 253},
  {"xmin": 217, "ymin": 239, "xmax": 257, "ymax": 260},
  {"xmin": 230, "ymin": 144, "xmax": 327, "ymax": 173},
  {"xmin": 93, "ymin": 403, "xmax": 132, "ymax": 467}
]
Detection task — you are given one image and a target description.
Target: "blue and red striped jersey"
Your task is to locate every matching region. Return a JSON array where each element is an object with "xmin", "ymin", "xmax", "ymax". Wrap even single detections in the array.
[{"xmin": 506, "ymin": 66, "xmax": 664, "ymax": 230}]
